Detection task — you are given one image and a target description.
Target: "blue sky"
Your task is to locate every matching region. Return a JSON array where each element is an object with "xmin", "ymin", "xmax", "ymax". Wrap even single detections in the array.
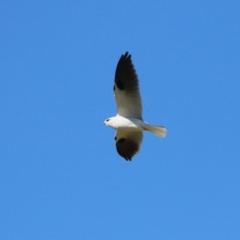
[{"xmin": 1, "ymin": 1, "xmax": 240, "ymax": 239}]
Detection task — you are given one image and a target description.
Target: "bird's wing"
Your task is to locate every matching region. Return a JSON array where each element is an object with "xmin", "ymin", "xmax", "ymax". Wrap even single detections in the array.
[
  {"xmin": 113, "ymin": 52, "xmax": 142, "ymax": 119},
  {"xmin": 115, "ymin": 130, "xmax": 143, "ymax": 161}
]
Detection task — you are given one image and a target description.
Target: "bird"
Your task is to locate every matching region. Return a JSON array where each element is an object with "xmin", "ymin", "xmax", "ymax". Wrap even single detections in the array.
[{"xmin": 104, "ymin": 52, "xmax": 166, "ymax": 161}]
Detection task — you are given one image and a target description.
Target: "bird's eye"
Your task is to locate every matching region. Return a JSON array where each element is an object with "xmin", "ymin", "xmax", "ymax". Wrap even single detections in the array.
[{"xmin": 106, "ymin": 119, "xmax": 110, "ymax": 122}]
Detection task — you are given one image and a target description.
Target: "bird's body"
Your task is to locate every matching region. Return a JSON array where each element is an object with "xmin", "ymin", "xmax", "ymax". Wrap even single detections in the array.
[
  {"xmin": 104, "ymin": 52, "xmax": 166, "ymax": 160},
  {"xmin": 105, "ymin": 116, "xmax": 144, "ymax": 130}
]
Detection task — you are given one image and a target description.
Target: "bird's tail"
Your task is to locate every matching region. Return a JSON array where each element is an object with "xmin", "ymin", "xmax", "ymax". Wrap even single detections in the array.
[{"xmin": 143, "ymin": 123, "xmax": 167, "ymax": 138}]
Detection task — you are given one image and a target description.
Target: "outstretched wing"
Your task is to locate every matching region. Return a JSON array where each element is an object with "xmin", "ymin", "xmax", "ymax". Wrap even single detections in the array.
[
  {"xmin": 113, "ymin": 52, "xmax": 142, "ymax": 119},
  {"xmin": 115, "ymin": 130, "xmax": 143, "ymax": 161}
]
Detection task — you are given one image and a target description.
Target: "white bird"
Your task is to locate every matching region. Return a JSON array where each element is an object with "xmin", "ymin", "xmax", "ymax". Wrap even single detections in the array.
[{"xmin": 104, "ymin": 52, "xmax": 166, "ymax": 161}]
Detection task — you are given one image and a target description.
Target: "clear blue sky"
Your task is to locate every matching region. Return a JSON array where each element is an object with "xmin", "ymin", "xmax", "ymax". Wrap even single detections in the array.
[{"xmin": 1, "ymin": 1, "xmax": 240, "ymax": 239}]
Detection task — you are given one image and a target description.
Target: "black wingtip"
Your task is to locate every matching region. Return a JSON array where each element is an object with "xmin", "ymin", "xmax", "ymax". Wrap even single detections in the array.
[
  {"xmin": 122, "ymin": 155, "xmax": 132, "ymax": 161},
  {"xmin": 124, "ymin": 51, "xmax": 130, "ymax": 57},
  {"xmin": 114, "ymin": 50, "xmax": 140, "ymax": 95}
]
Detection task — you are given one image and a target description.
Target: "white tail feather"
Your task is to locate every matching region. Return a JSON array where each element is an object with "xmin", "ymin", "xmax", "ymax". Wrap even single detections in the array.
[{"xmin": 143, "ymin": 123, "xmax": 167, "ymax": 138}]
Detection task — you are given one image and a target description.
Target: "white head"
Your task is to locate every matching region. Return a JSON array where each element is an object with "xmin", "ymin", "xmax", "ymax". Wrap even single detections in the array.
[{"xmin": 103, "ymin": 117, "xmax": 116, "ymax": 129}]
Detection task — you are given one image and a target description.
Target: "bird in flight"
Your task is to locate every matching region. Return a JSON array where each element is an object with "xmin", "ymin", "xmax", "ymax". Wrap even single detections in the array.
[{"xmin": 104, "ymin": 52, "xmax": 166, "ymax": 161}]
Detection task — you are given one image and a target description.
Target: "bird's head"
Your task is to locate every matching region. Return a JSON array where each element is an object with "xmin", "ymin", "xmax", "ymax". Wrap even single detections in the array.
[{"xmin": 103, "ymin": 117, "xmax": 115, "ymax": 128}]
